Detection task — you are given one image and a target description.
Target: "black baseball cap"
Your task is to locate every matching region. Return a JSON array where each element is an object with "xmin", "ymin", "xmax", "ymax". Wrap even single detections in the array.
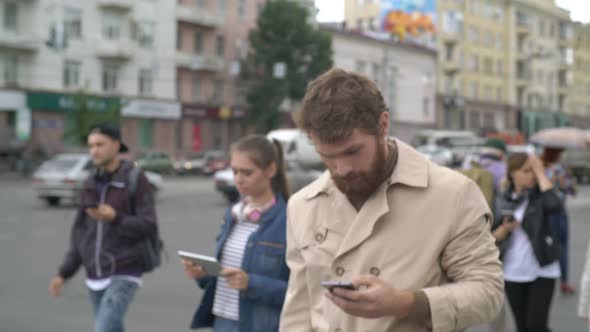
[{"xmin": 89, "ymin": 122, "xmax": 129, "ymax": 153}]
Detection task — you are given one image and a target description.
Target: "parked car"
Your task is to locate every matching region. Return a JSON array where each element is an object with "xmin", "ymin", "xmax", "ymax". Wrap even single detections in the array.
[
  {"xmin": 136, "ymin": 152, "xmax": 175, "ymax": 174},
  {"xmin": 412, "ymin": 130, "xmax": 484, "ymax": 167},
  {"xmin": 416, "ymin": 145, "xmax": 454, "ymax": 167},
  {"xmin": 561, "ymin": 149, "xmax": 590, "ymax": 184},
  {"xmin": 175, "ymin": 150, "xmax": 230, "ymax": 175},
  {"xmin": 32, "ymin": 153, "xmax": 162, "ymax": 207}
]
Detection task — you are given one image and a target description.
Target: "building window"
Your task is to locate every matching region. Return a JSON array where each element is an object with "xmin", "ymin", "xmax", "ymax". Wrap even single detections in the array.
[
  {"xmin": 238, "ymin": 0, "xmax": 246, "ymax": 20},
  {"xmin": 468, "ymin": 26, "xmax": 478, "ymax": 43},
  {"xmin": 423, "ymin": 97, "xmax": 430, "ymax": 116},
  {"xmin": 357, "ymin": 18, "xmax": 363, "ymax": 29},
  {"xmin": 496, "ymin": 87, "xmax": 503, "ymax": 102},
  {"xmin": 539, "ymin": 19, "xmax": 545, "ymax": 36},
  {"xmin": 257, "ymin": 2, "xmax": 265, "ymax": 16},
  {"xmin": 3, "ymin": 54, "xmax": 18, "ymax": 86},
  {"xmin": 496, "ymin": 34, "xmax": 503, "ymax": 50},
  {"xmin": 218, "ymin": 0, "xmax": 226, "ymax": 15},
  {"xmin": 102, "ymin": 63, "xmax": 119, "ymax": 92},
  {"xmin": 484, "ymin": 57, "xmax": 493, "ymax": 74},
  {"xmin": 496, "ymin": 59, "xmax": 503, "ymax": 76},
  {"xmin": 356, "ymin": 60, "xmax": 367, "ymax": 74},
  {"xmin": 192, "ymin": 73, "xmax": 201, "ymax": 103},
  {"xmin": 470, "ymin": 81, "xmax": 479, "ymax": 99},
  {"xmin": 469, "ymin": 54, "xmax": 479, "ymax": 72},
  {"xmin": 139, "ymin": 69, "xmax": 153, "ymax": 96},
  {"xmin": 64, "ymin": 8, "xmax": 82, "ymax": 39},
  {"xmin": 213, "ymin": 79, "xmax": 223, "ymax": 102},
  {"xmin": 63, "ymin": 60, "xmax": 80, "ymax": 88},
  {"xmin": 484, "ymin": 85, "xmax": 492, "ymax": 100},
  {"xmin": 3, "ymin": 2, "xmax": 18, "ymax": 32},
  {"xmin": 469, "ymin": 111, "xmax": 480, "ymax": 129},
  {"xmin": 139, "ymin": 119, "xmax": 153, "ymax": 149},
  {"xmin": 194, "ymin": 31, "xmax": 203, "ymax": 53},
  {"xmin": 372, "ymin": 63, "xmax": 381, "ymax": 83},
  {"xmin": 196, "ymin": 0, "xmax": 205, "ymax": 7},
  {"xmin": 136, "ymin": 21, "xmax": 155, "ymax": 48},
  {"xmin": 216, "ymin": 36, "xmax": 225, "ymax": 57},
  {"xmin": 102, "ymin": 11, "xmax": 123, "ymax": 40}
]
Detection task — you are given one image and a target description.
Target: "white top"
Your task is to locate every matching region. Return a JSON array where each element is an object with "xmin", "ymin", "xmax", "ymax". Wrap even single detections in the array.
[
  {"xmin": 578, "ymin": 239, "xmax": 590, "ymax": 319},
  {"xmin": 212, "ymin": 202, "xmax": 260, "ymax": 321},
  {"xmin": 86, "ymin": 276, "xmax": 143, "ymax": 291},
  {"xmin": 503, "ymin": 199, "xmax": 561, "ymax": 283}
]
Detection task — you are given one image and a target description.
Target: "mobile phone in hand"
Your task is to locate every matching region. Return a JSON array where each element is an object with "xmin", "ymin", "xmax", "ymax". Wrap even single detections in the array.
[
  {"xmin": 501, "ymin": 209, "xmax": 515, "ymax": 223},
  {"xmin": 321, "ymin": 281, "xmax": 357, "ymax": 292}
]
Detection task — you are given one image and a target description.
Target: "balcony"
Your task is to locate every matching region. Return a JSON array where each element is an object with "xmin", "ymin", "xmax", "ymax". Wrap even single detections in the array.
[
  {"xmin": 176, "ymin": 51, "xmax": 225, "ymax": 72},
  {"xmin": 96, "ymin": 38, "xmax": 134, "ymax": 60},
  {"xmin": 515, "ymin": 70, "xmax": 531, "ymax": 87},
  {"xmin": 176, "ymin": 4, "xmax": 224, "ymax": 28},
  {"xmin": 443, "ymin": 59, "xmax": 460, "ymax": 75},
  {"xmin": 516, "ymin": 14, "xmax": 532, "ymax": 35},
  {"xmin": 98, "ymin": 0, "xmax": 134, "ymax": 10},
  {"xmin": 0, "ymin": 31, "xmax": 41, "ymax": 52}
]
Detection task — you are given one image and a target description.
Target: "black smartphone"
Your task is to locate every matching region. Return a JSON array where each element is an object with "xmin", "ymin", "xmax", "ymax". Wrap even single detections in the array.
[
  {"xmin": 501, "ymin": 209, "xmax": 515, "ymax": 223},
  {"xmin": 321, "ymin": 281, "xmax": 357, "ymax": 291}
]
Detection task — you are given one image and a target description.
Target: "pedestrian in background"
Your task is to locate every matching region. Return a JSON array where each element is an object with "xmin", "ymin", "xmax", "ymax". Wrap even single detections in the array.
[
  {"xmin": 579, "ymin": 239, "xmax": 590, "ymax": 331},
  {"xmin": 493, "ymin": 152, "xmax": 562, "ymax": 332},
  {"xmin": 542, "ymin": 147, "xmax": 577, "ymax": 294},
  {"xmin": 49, "ymin": 123, "xmax": 159, "ymax": 332},
  {"xmin": 183, "ymin": 135, "xmax": 290, "ymax": 332}
]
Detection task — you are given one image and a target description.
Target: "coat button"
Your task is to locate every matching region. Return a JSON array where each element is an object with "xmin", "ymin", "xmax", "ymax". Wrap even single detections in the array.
[
  {"xmin": 335, "ymin": 266, "xmax": 345, "ymax": 276},
  {"xmin": 370, "ymin": 267, "xmax": 380, "ymax": 276},
  {"xmin": 315, "ymin": 232, "xmax": 324, "ymax": 242}
]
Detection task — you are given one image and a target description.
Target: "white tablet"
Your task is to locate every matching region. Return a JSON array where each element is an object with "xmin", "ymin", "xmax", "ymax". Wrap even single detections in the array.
[{"xmin": 177, "ymin": 250, "xmax": 222, "ymax": 277}]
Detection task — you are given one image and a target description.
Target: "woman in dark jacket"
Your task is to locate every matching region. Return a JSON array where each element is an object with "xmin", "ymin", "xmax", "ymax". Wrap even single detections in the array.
[
  {"xmin": 181, "ymin": 135, "xmax": 290, "ymax": 332},
  {"xmin": 492, "ymin": 152, "xmax": 562, "ymax": 332}
]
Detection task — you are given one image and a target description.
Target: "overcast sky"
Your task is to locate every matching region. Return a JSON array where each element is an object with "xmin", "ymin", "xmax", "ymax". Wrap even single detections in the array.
[{"xmin": 314, "ymin": 0, "xmax": 590, "ymax": 24}]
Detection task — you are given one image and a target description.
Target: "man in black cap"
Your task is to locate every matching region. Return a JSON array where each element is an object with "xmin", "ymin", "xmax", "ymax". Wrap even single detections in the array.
[{"xmin": 49, "ymin": 122, "xmax": 159, "ymax": 332}]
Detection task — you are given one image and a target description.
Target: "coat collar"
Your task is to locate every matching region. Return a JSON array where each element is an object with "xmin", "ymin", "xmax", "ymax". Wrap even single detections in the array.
[{"xmin": 304, "ymin": 138, "xmax": 430, "ymax": 200}]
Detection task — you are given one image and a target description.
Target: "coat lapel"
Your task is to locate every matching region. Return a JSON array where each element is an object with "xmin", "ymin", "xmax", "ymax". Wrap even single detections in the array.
[{"xmin": 333, "ymin": 182, "xmax": 391, "ymax": 260}]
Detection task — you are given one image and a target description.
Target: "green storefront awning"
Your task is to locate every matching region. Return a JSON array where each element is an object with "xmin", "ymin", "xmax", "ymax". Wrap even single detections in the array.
[{"xmin": 27, "ymin": 91, "xmax": 120, "ymax": 113}]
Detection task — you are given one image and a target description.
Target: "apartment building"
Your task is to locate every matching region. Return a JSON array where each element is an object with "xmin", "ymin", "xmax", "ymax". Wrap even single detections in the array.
[
  {"xmin": 323, "ymin": 25, "xmax": 437, "ymax": 142},
  {"xmin": 344, "ymin": 0, "xmax": 576, "ymax": 136},
  {"xmin": 509, "ymin": 0, "xmax": 573, "ymax": 136},
  {"xmin": 0, "ymin": 0, "xmax": 178, "ymax": 154},
  {"xmin": 569, "ymin": 23, "xmax": 590, "ymax": 127}
]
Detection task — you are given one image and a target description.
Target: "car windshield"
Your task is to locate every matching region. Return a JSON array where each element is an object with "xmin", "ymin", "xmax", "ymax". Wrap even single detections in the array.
[{"xmin": 40, "ymin": 157, "xmax": 80, "ymax": 171}]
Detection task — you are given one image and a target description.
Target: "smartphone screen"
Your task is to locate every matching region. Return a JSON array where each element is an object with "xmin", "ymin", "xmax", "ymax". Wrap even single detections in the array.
[{"xmin": 321, "ymin": 281, "xmax": 357, "ymax": 291}]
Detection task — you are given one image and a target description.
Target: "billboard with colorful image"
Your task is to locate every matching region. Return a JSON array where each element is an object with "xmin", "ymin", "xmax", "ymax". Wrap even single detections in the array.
[{"xmin": 380, "ymin": 0, "xmax": 436, "ymax": 44}]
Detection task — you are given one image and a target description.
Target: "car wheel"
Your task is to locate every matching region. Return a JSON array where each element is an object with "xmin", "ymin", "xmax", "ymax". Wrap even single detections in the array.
[{"xmin": 46, "ymin": 196, "xmax": 61, "ymax": 207}]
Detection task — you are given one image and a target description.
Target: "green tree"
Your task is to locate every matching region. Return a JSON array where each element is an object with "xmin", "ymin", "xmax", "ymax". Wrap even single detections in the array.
[
  {"xmin": 63, "ymin": 91, "xmax": 121, "ymax": 146},
  {"xmin": 241, "ymin": 0, "xmax": 333, "ymax": 132}
]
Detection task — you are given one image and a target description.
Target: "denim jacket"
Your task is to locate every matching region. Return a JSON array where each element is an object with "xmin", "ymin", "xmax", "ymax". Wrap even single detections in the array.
[{"xmin": 190, "ymin": 195, "xmax": 289, "ymax": 331}]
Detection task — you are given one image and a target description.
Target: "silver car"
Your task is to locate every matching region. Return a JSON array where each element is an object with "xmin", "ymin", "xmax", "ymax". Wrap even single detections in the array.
[{"xmin": 33, "ymin": 153, "xmax": 162, "ymax": 207}]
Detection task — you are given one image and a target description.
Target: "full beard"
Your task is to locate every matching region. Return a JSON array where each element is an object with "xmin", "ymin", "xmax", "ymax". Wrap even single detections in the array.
[{"xmin": 331, "ymin": 139, "xmax": 388, "ymax": 200}]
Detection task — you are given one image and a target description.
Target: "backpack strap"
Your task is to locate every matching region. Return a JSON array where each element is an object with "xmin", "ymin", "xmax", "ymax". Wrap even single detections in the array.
[{"xmin": 128, "ymin": 166, "xmax": 141, "ymax": 214}]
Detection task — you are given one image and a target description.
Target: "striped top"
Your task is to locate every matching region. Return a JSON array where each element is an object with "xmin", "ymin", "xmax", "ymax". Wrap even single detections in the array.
[{"xmin": 212, "ymin": 202, "xmax": 260, "ymax": 321}]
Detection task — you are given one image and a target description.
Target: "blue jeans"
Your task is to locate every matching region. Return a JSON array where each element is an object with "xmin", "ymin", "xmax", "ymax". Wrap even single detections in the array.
[
  {"xmin": 88, "ymin": 278, "xmax": 139, "ymax": 332},
  {"xmin": 213, "ymin": 316, "xmax": 239, "ymax": 332},
  {"xmin": 550, "ymin": 211, "xmax": 569, "ymax": 282}
]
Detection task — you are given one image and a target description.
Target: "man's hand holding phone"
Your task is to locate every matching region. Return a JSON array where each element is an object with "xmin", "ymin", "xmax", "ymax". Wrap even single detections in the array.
[
  {"xmin": 85, "ymin": 204, "xmax": 116, "ymax": 222},
  {"xmin": 324, "ymin": 275, "xmax": 416, "ymax": 319}
]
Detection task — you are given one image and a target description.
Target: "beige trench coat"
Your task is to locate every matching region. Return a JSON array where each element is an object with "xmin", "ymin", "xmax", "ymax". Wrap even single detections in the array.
[{"xmin": 280, "ymin": 139, "xmax": 504, "ymax": 332}]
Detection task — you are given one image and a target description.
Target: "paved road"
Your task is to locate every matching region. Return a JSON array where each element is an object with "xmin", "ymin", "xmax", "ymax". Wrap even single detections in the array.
[{"xmin": 0, "ymin": 176, "xmax": 587, "ymax": 331}]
